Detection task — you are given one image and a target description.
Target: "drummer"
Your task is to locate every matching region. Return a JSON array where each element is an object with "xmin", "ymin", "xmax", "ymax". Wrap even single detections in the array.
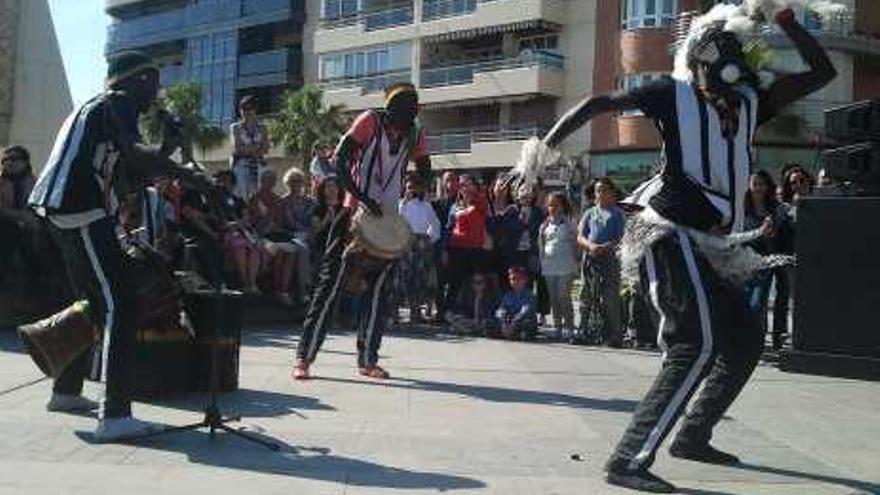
[{"xmin": 293, "ymin": 82, "xmax": 431, "ymax": 380}]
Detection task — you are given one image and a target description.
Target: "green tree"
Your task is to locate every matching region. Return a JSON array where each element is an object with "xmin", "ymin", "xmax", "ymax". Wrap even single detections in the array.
[
  {"xmin": 267, "ymin": 85, "xmax": 347, "ymax": 168},
  {"xmin": 142, "ymin": 81, "xmax": 226, "ymax": 161}
]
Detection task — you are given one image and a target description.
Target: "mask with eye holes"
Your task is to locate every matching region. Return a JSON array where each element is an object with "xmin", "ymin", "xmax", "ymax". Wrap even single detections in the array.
[{"xmin": 690, "ymin": 23, "xmax": 759, "ymax": 94}]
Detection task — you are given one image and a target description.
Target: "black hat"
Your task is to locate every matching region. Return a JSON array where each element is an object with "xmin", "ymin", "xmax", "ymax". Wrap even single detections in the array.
[{"xmin": 106, "ymin": 50, "xmax": 157, "ymax": 86}]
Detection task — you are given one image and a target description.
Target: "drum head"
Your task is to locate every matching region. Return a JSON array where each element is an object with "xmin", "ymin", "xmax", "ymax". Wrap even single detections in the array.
[{"xmin": 351, "ymin": 207, "xmax": 412, "ymax": 259}]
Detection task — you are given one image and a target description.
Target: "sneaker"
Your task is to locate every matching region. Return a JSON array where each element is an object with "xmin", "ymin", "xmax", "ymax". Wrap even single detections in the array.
[
  {"xmin": 46, "ymin": 394, "xmax": 98, "ymax": 413},
  {"xmin": 605, "ymin": 465, "xmax": 676, "ymax": 493},
  {"xmin": 669, "ymin": 440, "xmax": 740, "ymax": 465},
  {"xmin": 93, "ymin": 417, "xmax": 163, "ymax": 442}
]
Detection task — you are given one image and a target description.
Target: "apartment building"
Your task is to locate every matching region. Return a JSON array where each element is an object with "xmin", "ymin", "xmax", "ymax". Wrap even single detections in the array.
[
  {"xmin": 0, "ymin": 0, "xmax": 72, "ymax": 168},
  {"xmin": 590, "ymin": 0, "xmax": 880, "ymax": 179},
  {"xmin": 105, "ymin": 0, "xmax": 306, "ymax": 125},
  {"xmin": 305, "ymin": 0, "xmax": 598, "ymax": 174}
]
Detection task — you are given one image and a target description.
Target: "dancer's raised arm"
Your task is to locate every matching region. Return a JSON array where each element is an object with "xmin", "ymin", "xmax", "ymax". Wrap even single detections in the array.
[{"xmin": 543, "ymin": 92, "xmax": 641, "ymax": 148}]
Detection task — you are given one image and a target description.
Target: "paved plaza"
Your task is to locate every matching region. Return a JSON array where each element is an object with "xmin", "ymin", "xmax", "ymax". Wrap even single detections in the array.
[{"xmin": 0, "ymin": 325, "xmax": 877, "ymax": 495}]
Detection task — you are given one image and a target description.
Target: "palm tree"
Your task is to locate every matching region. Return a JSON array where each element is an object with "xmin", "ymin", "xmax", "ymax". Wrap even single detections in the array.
[
  {"xmin": 267, "ymin": 85, "xmax": 347, "ymax": 168},
  {"xmin": 142, "ymin": 81, "xmax": 226, "ymax": 162}
]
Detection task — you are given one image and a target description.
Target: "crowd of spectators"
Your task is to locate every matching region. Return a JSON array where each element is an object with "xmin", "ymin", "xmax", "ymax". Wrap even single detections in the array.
[{"xmin": 2, "ymin": 121, "xmax": 819, "ymax": 349}]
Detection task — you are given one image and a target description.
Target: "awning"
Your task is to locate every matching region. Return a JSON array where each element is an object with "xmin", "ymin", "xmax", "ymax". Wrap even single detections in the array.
[{"xmin": 423, "ymin": 19, "xmax": 561, "ymax": 43}]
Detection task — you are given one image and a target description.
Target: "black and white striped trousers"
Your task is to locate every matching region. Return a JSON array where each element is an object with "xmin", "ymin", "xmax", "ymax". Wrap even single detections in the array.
[
  {"xmin": 607, "ymin": 230, "xmax": 764, "ymax": 471},
  {"xmin": 48, "ymin": 216, "xmax": 136, "ymax": 419},
  {"xmin": 296, "ymin": 208, "xmax": 393, "ymax": 368}
]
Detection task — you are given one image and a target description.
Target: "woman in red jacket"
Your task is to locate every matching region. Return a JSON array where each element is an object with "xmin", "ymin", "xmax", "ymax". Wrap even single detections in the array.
[{"xmin": 445, "ymin": 174, "xmax": 492, "ymax": 307}]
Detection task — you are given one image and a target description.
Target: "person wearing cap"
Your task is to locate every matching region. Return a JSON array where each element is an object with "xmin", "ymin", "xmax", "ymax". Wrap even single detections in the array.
[
  {"xmin": 27, "ymin": 50, "xmax": 206, "ymax": 442},
  {"xmin": 230, "ymin": 95, "xmax": 270, "ymax": 200},
  {"xmin": 537, "ymin": 7, "xmax": 835, "ymax": 492},
  {"xmin": 292, "ymin": 82, "xmax": 431, "ymax": 381}
]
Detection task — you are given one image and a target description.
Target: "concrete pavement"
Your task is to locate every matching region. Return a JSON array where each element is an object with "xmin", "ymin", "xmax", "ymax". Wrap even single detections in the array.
[{"xmin": 0, "ymin": 325, "xmax": 877, "ymax": 495}]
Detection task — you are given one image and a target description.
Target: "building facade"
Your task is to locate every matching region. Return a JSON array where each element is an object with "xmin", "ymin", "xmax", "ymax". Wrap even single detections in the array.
[
  {"xmin": 0, "ymin": 0, "xmax": 72, "ymax": 168},
  {"xmin": 105, "ymin": 0, "xmax": 306, "ymax": 125},
  {"xmin": 589, "ymin": 0, "xmax": 880, "ymax": 182},
  {"xmin": 305, "ymin": 0, "xmax": 598, "ymax": 174}
]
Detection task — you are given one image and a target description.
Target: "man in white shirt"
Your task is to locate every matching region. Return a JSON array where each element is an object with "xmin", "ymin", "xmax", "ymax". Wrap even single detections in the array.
[{"xmin": 398, "ymin": 175, "xmax": 441, "ymax": 322}]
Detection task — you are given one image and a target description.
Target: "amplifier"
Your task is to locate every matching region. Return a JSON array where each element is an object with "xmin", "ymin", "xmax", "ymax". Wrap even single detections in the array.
[
  {"xmin": 825, "ymin": 100, "xmax": 880, "ymax": 143},
  {"xmin": 793, "ymin": 196, "xmax": 880, "ymax": 359},
  {"xmin": 821, "ymin": 141, "xmax": 880, "ymax": 188}
]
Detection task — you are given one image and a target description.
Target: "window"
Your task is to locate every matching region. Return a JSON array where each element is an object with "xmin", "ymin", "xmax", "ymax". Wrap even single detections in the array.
[
  {"xmin": 621, "ymin": 72, "xmax": 667, "ymax": 115},
  {"xmin": 323, "ymin": 0, "xmax": 360, "ymax": 19},
  {"xmin": 519, "ymin": 34, "xmax": 560, "ymax": 54},
  {"xmin": 622, "ymin": 0, "xmax": 677, "ymax": 30},
  {"xmin": 319, "ymin": 43, "xmax": 412, "ymax": 81}
]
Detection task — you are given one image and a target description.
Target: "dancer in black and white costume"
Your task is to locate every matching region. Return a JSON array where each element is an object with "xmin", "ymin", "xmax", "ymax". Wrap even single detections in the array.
[{"xmin": 534, "ymin": 5, "xmax": 837, "ymax": 492}]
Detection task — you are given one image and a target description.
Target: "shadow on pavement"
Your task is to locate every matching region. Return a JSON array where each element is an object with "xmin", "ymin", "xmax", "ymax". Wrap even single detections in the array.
[
  {"xmin": 730, "ymin": 462, "xmax": 880, "ymax": 494},
  {"xmin": 0, "ymin": 329, "xmax": 25, "ymax": 354},
  {"xmin": 75, "ymin": 430, "xmax": 487, "ymax": 491},
  {"xmin": 144, "ymin": 388, "xmax": 336, "ymax": 418},
  {"xmin": 317, "ymin": 376, "xmax": 638, "ymax": 413}
]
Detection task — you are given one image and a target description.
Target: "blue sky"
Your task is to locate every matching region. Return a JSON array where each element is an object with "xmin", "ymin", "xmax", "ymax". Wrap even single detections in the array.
[{"xmin": 48, "ymin": 0, "xmax": 109, "ymax": 106}]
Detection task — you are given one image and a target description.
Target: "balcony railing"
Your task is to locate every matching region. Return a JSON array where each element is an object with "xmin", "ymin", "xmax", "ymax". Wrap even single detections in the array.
[
  {"xmin": 107, "ymin": 0, "xmax": 299, "ymax": 53},
  {"xmin": 422, "ymin": 0, "xmax": 500, "ymax": 21},
  {"xmin": 319, "ymin": 70, "xmax": 412, "ymax": 93},
  {"xmin": 420, "ymin": 51, "xmax": 564, "ymax": 88},
  {"xmin": 319, "ymin": 5, "xmax": 415, "ymax": 31},
  {"xmin": 427, "ymin": 126, "xmax": 547, "ymax": 154}
]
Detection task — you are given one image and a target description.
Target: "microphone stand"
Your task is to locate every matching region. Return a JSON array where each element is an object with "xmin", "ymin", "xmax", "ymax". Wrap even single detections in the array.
[{"xmin": 128, "ymin": 153, "xmax": 279, "ymax": 451}]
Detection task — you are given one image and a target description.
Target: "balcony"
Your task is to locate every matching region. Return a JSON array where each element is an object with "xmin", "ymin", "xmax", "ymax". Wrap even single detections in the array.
[
  {"xmin": 319, "ymin": 71, "xmax": 413, "ymax": 110},
  {"xmin": 420, "ymin": 0, "xmax": 566, "ymax": 40},
  {"xmin": 238, "ymin": 48, "xmax": 301, "ymax": 89},
  {"xmin": 422, "ymin": 0, "xmax": 498, "ymax": 21},
  {"xmin": 427, "ymin": 126, "xmax": 546, "ymax": 170},
  {"xmin": 419, "ymin": 51, "xmax": 565, "ymax": 104},
  {"xmin": 319, "ymin": 5, "xmax": 415, "ymax": 31},
  {"xmin": 107, "ymin": 0, "xmax": 302, "ymax": 53}
]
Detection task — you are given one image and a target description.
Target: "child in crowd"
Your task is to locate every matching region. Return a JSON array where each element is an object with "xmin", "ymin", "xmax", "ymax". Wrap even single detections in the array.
[
  {"xmin": 491, "ymin": 266, "xmax": 538, "ymax": 340},
  {"xmin": 444, "ymin": 272, "xmax": 499, "ymax": 336},
  {"xmin": 538, "ymin": 192, "xmax": 578, "ymax": 341}
]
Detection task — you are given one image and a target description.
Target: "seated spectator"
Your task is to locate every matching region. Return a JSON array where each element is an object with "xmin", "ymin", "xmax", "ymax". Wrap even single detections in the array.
[
  {"xmin": 489, "ymin": 266, "xmax": 538, "ymax": 341},
  {"xmin": 398, "ymin": 174, "xmax": 441, "ymax": 322},
  {"xmin": 444, "ymin": 272, "xmax": 499, "ymax": 336},
  {"xmin": 252, "ymin": 169, "xmax": 299, "ymax": 305},
  {"xmin": 539, "ymin": 192, "xmax": 578, "ymax": 341},
  {"xmin": 278, "ymin": 167, "xmax": 315, "ymax": 305},
  {"xmin": 577, "ymin": 178, "xmax": 625, "ymax": 347}
]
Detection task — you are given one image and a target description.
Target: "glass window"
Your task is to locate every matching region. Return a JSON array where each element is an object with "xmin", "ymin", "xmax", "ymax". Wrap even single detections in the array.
[
  {"xmin": 622, "ymin": 0, "xmax": 677, "ymax": 30},
  {"xmin": 621, "ymin": 72, "xmax": 667, "ymax": 115},
  {"xmin": 319, "ymin": 42, "xmax": 411, "ymax": 81}
]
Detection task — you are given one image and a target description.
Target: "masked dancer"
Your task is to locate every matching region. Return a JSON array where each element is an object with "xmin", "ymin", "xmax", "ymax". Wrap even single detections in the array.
[{"xmin": 532, "ymin": 5, "xmax": 836, "ymax": 492}]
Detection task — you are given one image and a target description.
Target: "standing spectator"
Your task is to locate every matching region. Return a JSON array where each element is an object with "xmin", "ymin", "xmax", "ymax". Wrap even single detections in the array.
[
  {"xmin": 252, "ymin": 169, "xmax": 299, "ymax": 305},
  {"xmin": 278, "ymin": 167, "xmax": 316, "ymax": 305},
  {"xmin": 487, "ymin": 173, "xmax": 521, "ymax": 288},
  {"xmin": 743, "ymin": 170, "xmax": 780, "ymax": 334},
  {"xmin": 230, "ymin": 95, "xmax": 270, "ymax": 200},
  {"xmin": 445, "ymin": 174, "xmax": 491, "ymax": 307},
  {"xmin": 491, "ymin": 266, "xmax": 538, "ymax": 340},
  {"xmin": 432, "ymin": 171, "xmax": 460, "ymax": 316},
  {"xmin": 512, "ymin": 183, "xmax": 546, "ymax": 316},
  {"xmin": 308, "ymin": 142, "xmax": 335, "ymax": 194},
  {"xmin": 399, "ymin": 174, "xmax": 441, "ymax": 322},
  {"xmin": 538, "ymin": 192, "xmax": 579, "ymax": 341},
  {"xmin": 772, "ymin": 164, "xmax": 814, "ymax": 349},
  {"xmin": 310, "ymin": 175, "xmax": 344, "ymax": 273},
  {"xmin": 577, "ymin": 178, "xmax": 625, "ymax": 347}
]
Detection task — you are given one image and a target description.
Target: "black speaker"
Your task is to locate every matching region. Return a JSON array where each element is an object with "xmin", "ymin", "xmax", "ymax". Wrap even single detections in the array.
[
  {"xmin": 825, "ymin": 100, "xmax": 880, "ymax": 143},
  {"xmin": 821, "ymin": 142, "xmax": 880, "ymax": 187},
  {"xmin": 792, "ymin": 196, "xmax": 880, "ymax": 359}
]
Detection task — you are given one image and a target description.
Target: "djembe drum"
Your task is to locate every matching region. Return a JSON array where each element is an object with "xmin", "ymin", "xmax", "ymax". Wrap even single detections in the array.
[{"xmin": 343, "ymin": 206, "xmax": 412, "ymax": 295}]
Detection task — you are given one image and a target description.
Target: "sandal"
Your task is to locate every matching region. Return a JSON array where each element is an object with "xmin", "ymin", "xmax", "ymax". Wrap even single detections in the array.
[
  {"xmin": 292, "ymin": 360, "xmax": 311, "ymax": 380},
  {"xmin": 358, "ymin": 365, "xmax": 390, "ymax": 380}
]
